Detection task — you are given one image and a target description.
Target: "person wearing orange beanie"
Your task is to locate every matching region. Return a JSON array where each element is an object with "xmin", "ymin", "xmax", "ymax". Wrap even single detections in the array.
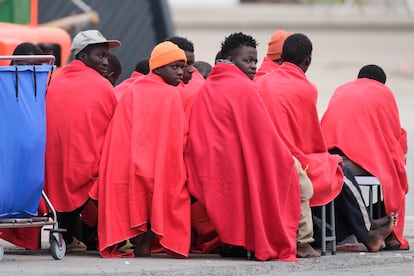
[
  {"xmin": 92, "ymin": 41, "xmax": 191, "ymax": 258},
  {"xmin": 149, "ymin": 41, "xmax": 187, "ymax": 72},
  {"xmin": 254, "ymin": 29, "xmax": 291, "ymax": 80}
]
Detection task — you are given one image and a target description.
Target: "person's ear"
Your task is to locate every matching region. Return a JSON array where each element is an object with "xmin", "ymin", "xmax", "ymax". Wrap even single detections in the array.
[
  {"xmin": 78, "ymin": 51, "xmax": 87, "ymax": 62},
  {"xmin": 300, "ymin": 55, "xmax": 312, "ymax": 73},
  {"xmin": 305, "ymin": 55, "xmax": 312, "ymax": 67}
]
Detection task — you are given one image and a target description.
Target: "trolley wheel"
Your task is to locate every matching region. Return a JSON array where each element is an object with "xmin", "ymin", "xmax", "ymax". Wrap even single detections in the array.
[
  {"xmin": 50, "ymin": 234, "xmax": 66, "ymax": 260},
  {"xmin": 0, "ymin": 244, "xmax": 4, "ymax": 261}
]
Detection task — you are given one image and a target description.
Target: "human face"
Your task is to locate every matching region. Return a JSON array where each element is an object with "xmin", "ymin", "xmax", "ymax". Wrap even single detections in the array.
[
  {"xmin": 154, "ymin": 60, "xmax": 185, "ymax": 86},
  {"xmin": 80, "ymin": 44, "xmax": 110, "ymax": 76},
  {"xmin": 229, "ymin": 46, "xmax": 257, "ymax": 80},
  {"xmin": 182, "ymin": 50, "xmax": 195, "ymax": 84}
]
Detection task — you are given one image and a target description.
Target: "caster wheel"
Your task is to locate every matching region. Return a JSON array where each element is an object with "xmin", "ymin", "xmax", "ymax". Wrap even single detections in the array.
[{"xmin": 50, "ymin": 234, "xmax": 66, "ymax": 260}]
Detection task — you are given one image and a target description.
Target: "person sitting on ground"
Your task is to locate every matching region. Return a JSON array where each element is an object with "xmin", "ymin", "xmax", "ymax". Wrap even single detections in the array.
[
  {"xmin": 184, "ymin": 32, "xmax": 301, "ymax": 261},
  {"xmin": 104, "ymin": 52, "xmax": 122, "ymax": 86},
  {"xmin": 10, "ymin": 42, "xmax": 43, "ymax": 65},
  {"xmin": 114, "ymin": 57, "xmax": 149, "ymax": 101},
  {"xmin": 255, "ymin": 33, "xmax": 396, "ymax": 253},
  {"xmin": 166, "ymin": 36, "xmax": 205, "ymax": 119},
  {"xmin": 44, "ymin": 29, "xmax": 120, "ymax": 253},
  {"xmin": 193, "ymin": 60, "xmax": 212, "ymax": 79},
  {"xmin": 321, "ymin": 64, "xmax": 409, "ymax": 251},
  {"xmin": 254, "ymin": 29, "xmax": 291, "ymax": 80},
  {"xmin": 134, "ymin": 57, "xmax": 150, "ymax": 75},
  {"xmin": 94, "ymin": 41, "xmax": 191, "ymax": 258}
]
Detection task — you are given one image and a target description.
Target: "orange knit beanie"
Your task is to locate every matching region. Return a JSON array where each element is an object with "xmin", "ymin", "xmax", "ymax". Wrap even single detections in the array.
[
  {"xmin": 149, "ymin": 41, "xmax": 187, "ymax": 71},
  {"xmin": 266, "ymin": 30, "xmax": 291, "ymax": 61}
]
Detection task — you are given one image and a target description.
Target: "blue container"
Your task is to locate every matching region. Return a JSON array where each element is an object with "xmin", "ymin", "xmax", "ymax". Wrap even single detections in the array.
[{"xmin": 0, "ymin": 65, "xmax": 53, "ymax": 218}]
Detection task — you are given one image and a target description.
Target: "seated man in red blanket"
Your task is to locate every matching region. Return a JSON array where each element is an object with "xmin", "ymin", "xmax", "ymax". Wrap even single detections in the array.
[
  {"xmin": 94, "ymin": 41, "xmax": 191, "ymax": 258},
  {"xmin": 254, "ymin": 29, "xmax": 291, "ymax": 80},
  {"xmin": 321, "ymin": 64, "xmax": 409, "ymax": 251},
  {"xmin": 44, "ymin": 30, "xmax": 119, "ymax": 252},
  {"xmin": 256, "ymin": 33, "xmax": 396, "ymax": 252},
  {"xmin": 166, "ymin": 36, "xmax": 205, "ymax": 120},
  {"xmin": 184, "ymin": 32, "xmax": 301, "ymax": 261}
]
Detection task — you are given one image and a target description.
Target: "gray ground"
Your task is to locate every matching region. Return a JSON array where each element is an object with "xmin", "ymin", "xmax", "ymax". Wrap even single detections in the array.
[{"xmin": 2, "ymin": 2, "xmax": 414, "ymax": 275}]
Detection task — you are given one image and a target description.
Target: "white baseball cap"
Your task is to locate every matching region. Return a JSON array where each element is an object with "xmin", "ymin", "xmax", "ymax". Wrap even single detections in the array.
[{"xmin": 71, "ymin": 30, "xmax": 121, "ymax": 55}]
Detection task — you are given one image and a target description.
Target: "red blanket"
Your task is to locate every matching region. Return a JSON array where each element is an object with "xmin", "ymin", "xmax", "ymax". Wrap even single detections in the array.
[
  {"xmin": 256, "ymin": 62, "xmax": 343, "ymax": 206},
  {"xmin": 190, "ymin": 201, "xmax": 221, "ymax": 254},
  {"xmin": 254, "ymin": 56, "xmax": 279, "ymax": 80},
  {"xmin": 185, "ymin": 63, "xmax": 301, "ymax": 261},
  {"xmin": 321, "ymin": 78, "xmax": 409, "ymax": 248},
  {"xmin": 0, "ymin": 228, "xmax": 40, "ymax": 250},
  {"xmin": 44, "ymin": 60, "xmax": 117, "ymax": 212},
  {"xmin": 95, "ymin": 73, "xmax": 190, "ymax": 258},
  {"xmin": 114, "ymin": 71, "xmax": 144, "ymax": 101}
]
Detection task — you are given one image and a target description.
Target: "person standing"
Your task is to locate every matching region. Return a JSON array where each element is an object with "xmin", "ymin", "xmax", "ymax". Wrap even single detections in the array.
[
  {"xmin": 44, "ymin": 29, "xmax": 120, "ymax": 252},
  {"xmin": 185, "ymin": 32, "xmax": 301, "ymax": 261},
  {"xmin": 321, "ymin": 64, "xmax": 409, "ymax": 250}
]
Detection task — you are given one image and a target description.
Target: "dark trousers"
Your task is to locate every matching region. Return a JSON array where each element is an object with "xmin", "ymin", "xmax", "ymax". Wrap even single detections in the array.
[
  {"xmin": 335, "ymin": 166, "xmax": 370, "ymax": 243},
  {"xmin": 313, "ymin": 166, "xmax": 371, "ymax": 246},
  {"xmin": 57, "ymin": 202, "xmax": 87, "ymax": 244}
]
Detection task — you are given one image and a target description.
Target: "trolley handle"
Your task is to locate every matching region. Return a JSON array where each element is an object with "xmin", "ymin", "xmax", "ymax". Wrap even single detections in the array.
[{"xmin": 0, "ymin": 55, "xmax": 56, "ymax": 65}]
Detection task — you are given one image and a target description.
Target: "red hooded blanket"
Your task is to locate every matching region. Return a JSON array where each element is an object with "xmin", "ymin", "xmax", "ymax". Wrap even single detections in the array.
[
  {"xmin": 256, "ymin": 62, "xmax": 343, "ymax": 207},
  {"xmin": 185, "ymin": 62, "xmax": 301, "ymax": 261},
  {"xmin": 45, "ymin": 60, "xmax": 117, "ymax": 212},
  {"xmin": 95, "ymin": 73, "xmax": 190, "ymax": 258},
  {"xmin": 321, "ymin": 78, "xmax": 409, "ymax": 248}
]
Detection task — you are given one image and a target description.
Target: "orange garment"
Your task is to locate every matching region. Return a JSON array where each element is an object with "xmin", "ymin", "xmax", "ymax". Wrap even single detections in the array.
[
  {"xmin": 254, "ymin": 56, "xmax": 280, "ymax": 80},
  {"xmin": 185, "ymin": 62, "xmax": 301, "ymax": 261},
  {"xmin": 95, "ymin": 73, "xmax": 190, "ymax": 258},
  {"xmin": 321, "ymin": 78, "xmax": 409, "ymax": 248},
  {"xmin": 114, "ymin": 71, "xmax": 144, "ymax": 101},
  {"xmin": 256, "ymin": 62, "xmax": 343, "ymax": 207},
  {"xmin": 44, "ymin": 60, "xmax": 117, "ymax": 212}
]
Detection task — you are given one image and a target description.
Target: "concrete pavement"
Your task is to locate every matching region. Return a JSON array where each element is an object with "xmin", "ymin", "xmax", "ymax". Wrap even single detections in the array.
[{"xmin": 0, "ymin": 216, "xmax": 413, "ymax": 275}]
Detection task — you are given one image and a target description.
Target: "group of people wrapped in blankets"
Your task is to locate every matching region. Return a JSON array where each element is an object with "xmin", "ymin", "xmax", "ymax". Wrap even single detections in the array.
[{"xmin": 2, "ymin": 28, "xmax": 408, "ymax": 261}]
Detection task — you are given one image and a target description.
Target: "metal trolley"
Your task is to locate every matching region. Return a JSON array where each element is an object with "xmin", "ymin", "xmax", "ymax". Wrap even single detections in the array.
[{"xmin": 0, "ymin": 55, "xmax": 66, "ymax": 261}]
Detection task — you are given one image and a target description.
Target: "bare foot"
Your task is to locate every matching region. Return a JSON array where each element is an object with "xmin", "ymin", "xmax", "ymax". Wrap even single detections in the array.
[
  {"xmin": 296, "ymin": 244, "xmax": 321, "ymax": 258},
  {"xmin": 384, "ymin": 233, "xmax": 400, "ymax": 247},
  {"xmin": 365, "ymin": 216, "xmax": 395, "ymax": 252},
  {"xmin": 371, "ymin": 212, "xmax": 397, "ymax": 230}
]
